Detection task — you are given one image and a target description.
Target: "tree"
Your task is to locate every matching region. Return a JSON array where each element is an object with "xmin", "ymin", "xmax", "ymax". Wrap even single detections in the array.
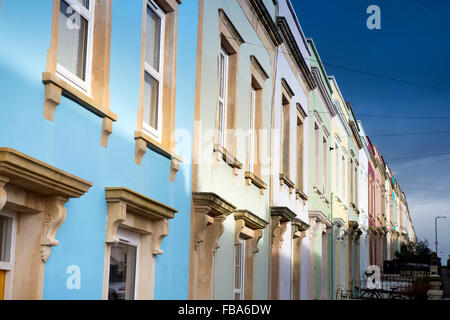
[{"xmin": 395, "ymin": 238, "xmax": 432, "ymax": 264}]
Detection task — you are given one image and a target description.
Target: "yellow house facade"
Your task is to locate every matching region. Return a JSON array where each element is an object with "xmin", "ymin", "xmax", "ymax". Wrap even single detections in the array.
[{"xmin": 328, "ymin": 76, "xmax": 352, "ymax": 295}]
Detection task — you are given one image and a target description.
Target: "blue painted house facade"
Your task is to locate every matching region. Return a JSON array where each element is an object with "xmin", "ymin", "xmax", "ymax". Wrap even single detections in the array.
[{"xmin": 0, "ymin": 0, "xmax": 197, "ymax": 300}]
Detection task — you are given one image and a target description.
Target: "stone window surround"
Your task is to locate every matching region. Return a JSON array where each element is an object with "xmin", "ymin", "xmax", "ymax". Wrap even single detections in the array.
[
  {"xmin": 212, "ymin": 10, "xmax": 244, "ymax": 175},
  {"xmin": 135, "ymin": 0, "xmax": 182, "ymax": 176},
  {"xmin": 295, "ymin": 103, "xmax": 307, "ymax": 201},
  {"xmin": 44, "ymin": 0, "xmax": 117, "ymax": 148},
  {"xmin": 280, "ymin": 78, "xmax": 293, "ymax": 185},
  {"xmin": 245, "ymin": 55, "xmax": 269, "ymax": 192},
  {"xmin": 0, "ymin": 147, "xmax": 92, "ymax": 299},
  {"xmin": 103, "ymin": 186, "xmax": 178, "ymax": 300},
  {"xmin": 233, "ymin": 209, "xmax": 267, "ymax": 300}
]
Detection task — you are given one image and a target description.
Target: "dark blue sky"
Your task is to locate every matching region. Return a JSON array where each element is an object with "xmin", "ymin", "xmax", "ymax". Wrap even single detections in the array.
[{"xmin": 293, "ymin": 0, "xmax": 450, "ymax": 259}]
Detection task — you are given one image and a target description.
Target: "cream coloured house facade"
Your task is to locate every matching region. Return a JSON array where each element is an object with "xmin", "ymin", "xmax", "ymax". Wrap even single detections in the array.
[
  {"xmin": 269, "ymin": 0, "xmax": 315, "ymax": 300},
  {"xmin": 189, "ymin": 0, "xmax": 280, "ymax": 300}
]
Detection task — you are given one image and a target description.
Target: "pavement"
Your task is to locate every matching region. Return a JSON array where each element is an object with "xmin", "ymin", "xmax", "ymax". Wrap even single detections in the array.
[{"xmin": 440, "ymin": 267, "xmax": 450, "ymax": 299}]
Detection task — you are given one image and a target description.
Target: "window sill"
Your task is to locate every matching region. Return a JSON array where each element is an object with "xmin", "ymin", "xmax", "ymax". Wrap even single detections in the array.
[
  {"xmin": 42, "ymin": 72, "xmax": 117, "ymax": 121},
  {"xmin": 134, "ymin": 130, "xmax": 183, "ymax": 181},
  {"xmin": 42, "ymin": 72, "xmax": 117, "ymax": 148},
  {"xmin": 279, "ymin": 173, "xmax": 295, "ymax": 189},
  {"xmin": 295, "ymin": 188, "xmax": 308, "ymax": 201},
  {"xmin": 213, "ymin": 144, "xmax": 242, "ymax": 169},
  {"xmin": 313, "ymin": 185, "xmax": 323, "ymax": 196},
  {"xmin": 245, "ymin": 171, "xmax": 267, "ymax": 190}
]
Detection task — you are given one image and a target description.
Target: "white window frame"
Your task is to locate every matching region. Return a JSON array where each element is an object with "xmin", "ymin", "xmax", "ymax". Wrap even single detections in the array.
[
  {"xmin": 233, "ymin": 239, "xmax": 245, "ymax": 300},
  {"xmin": 322, "ymin": 135, "xmax": 328, "ymax": 194},
  {"xmin": 218, "ymin": 47, "xmax": 228, "ymax": 147},
  {"xmin": 335, "ymin": 144, "xmax": 339, "ymax": 195},
  {"xmin": 111, "ymin": 228, "xmax": 140, "ymax": 300},
  {"xmin": 0, "ymin": 210, "xmax": 17, "ymax": 271},
  {"xmin": 142, "ymin": 0, "xmax": 165, "ymax": 143},
  {"xmin": 56, "ymin": 0, "xmax": 95, "ymax": 94},
  {"xmin": 342, "ymin": 150, "xmax": 346, "ymax": 202},
  {"xmin": 314, "ymin": 122, "xmax": 320, "ymax": 187},
  {"xmin": 249, "ymin": 87, "xmax": 256, "ymax": 172}
]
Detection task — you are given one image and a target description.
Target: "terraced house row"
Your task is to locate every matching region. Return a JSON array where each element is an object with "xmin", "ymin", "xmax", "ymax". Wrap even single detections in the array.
[{"xmin": 0, "ymin": 0, "xmax": 416, "ymax": 300}]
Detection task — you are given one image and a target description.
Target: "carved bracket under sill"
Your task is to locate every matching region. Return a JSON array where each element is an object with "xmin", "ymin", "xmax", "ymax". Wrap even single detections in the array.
[{"xmin": 41, "ymin": 196, "xmax": 69, "ymax": 262}]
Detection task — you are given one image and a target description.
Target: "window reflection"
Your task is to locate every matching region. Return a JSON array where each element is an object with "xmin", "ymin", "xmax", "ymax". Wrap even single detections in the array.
[{"xmin": 108, "ymin": 242, "xmax": 137, "ymax": 300}]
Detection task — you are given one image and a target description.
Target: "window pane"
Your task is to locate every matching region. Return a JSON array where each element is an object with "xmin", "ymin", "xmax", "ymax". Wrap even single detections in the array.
[
  {"xmin": 80, "ymin": 0, "xmax": 90, "ymax": 9},
  {"xmin": 57, "ymin": 0, "xmax": 88, "ymax": 80},
  {"xmin": 219, "ymin": 53, "xmax": 225, "ymax": 99},
  {"xmin": 143, "ymin": 72, "xmax": 159, "ymax": 130},
  {"xmin": 249, "ymin": 88, "xmax": 255, "ymax": 171},
  {"xmin": 108, "ymin": 242, "xmax": 137, "ymax": 300},
  {"xmin": 0, "ymin": 215, "xmax": 12, "ymax": 263},
  {"xmin": 145, "ymin": 6, "xmax": 162, "ymax": 72},
  {"xmin": 218, "ymin": 101, "xmax": 225, "ymax": 145}
]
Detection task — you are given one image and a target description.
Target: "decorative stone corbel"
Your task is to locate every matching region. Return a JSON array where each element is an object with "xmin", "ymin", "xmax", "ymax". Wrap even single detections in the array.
[
  {"xmin": 151, "ymin": 218, "xmax": 169, "ymax": 255},
  {"xmin": 40, "ymin": 196, "xmax": 69, "ymax": 262},
  {"xmin": 271, "ymin": 215, "xmax": 281, "ymax": 245},
  {"xmin": 43, "ymin": 82, "xmax": 62, "ymax": 122},
  {"xmin": 338, "ymin": 227, "xmax": 349, "ymax": 242},
  {"xmin": 0, "ymin": 175, "xmax": 9, "ymax": 211},
  {"xmin": 211, "ymin": 217, "xmax": 227, "ymax": 254},
  {"xmin": 193, "ymin": 206, "xmax": 211, "ymax": 250},
  {"xmin": 135, "ymin": 137, "xmax": 147, "ymax": 165},
  {"xmin": 105, "ymin": 201, "xmax": 127, "ymax": 243},
  {"xmin": 253, "ymin": 229, "xmax": 263, "ymax": 253},
  {"xmin": 277, "ymin": 219, "xmax": 288, "ymax": 249},
  {"xmin": 234, "ymin": 218, "xmax": 246, "ymax": 245},
  {"xmin": 170, "ymin": 153, "xmax": 182, "ymax": 182},
  {"xmin": 101, "ymin": 117, "xmax": 113, "ymax": 148}
]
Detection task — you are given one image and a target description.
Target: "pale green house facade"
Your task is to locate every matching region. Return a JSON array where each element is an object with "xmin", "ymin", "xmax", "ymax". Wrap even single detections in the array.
[{"xmin": 307, "ymin": 39, "xmax": 335, "ymax": 300}]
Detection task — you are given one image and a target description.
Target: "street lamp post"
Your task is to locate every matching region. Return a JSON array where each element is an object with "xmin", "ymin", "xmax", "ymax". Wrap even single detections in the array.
[{"xmin": 435, "ymin": 215, "xmax": 447, "ymax": 256}]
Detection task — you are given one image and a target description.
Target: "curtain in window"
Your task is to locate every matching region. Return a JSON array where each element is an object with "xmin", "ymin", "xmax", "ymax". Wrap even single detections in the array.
[
  {"xmin": 143, "ymin": 72, "xmax": 159, "ymax": 130},
  {"xmin": 57, "ymin": 0, "xmax": 88, "ymax": 80},
  {"xmin": 145, "ymin": 7, "xmax": 161, "ymax": 72}
]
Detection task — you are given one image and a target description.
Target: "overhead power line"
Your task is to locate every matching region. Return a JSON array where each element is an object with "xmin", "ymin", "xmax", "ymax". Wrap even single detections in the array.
[
  {"xmin": 370, "ymin": 129, "xmax": 450, "ymax": 137},
  {"xmin": 386, "ymin": 151, "xmax": 450, "ymax": 162},
  {"xmin": 395, "ymin": 156, "xmax": 450, "ymax": 172},
  {"xmin": 223, "ymin": 35, "xmax": 450, "ymax": 93},
  {"xmin": 410, "ymin": 0, "xmax": 450, "ymax": 26}
]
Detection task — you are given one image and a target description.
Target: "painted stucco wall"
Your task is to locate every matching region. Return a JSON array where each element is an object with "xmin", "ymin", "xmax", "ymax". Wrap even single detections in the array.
[
  {"xmin": 274, "ymin": 0, "xmax": 312, "ymax": 300},
  {"xmin": 307, "ymin": 39, "xmax": 333, "ymax": 300},
  {"xmin": 329, "ymin": 77, "xmax": 350, "ymax": 227},
  {"xmin": 0, "ymin": 0, "xmax": 198, "ymax": 299},
  {"xmin": 328, "ymin": 76, "xmax": 351, "ymax": 298},
  {"xmin": 307, "ymin": 40, "xmax": 332, "ymax": 217}
]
